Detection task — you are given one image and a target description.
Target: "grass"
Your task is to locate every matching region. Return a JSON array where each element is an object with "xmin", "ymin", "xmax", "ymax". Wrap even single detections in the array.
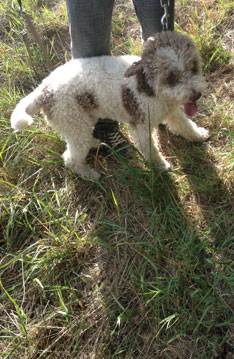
[{"xmin": 0, "ymin": 0, "xmax": 234, "ymax": 358}]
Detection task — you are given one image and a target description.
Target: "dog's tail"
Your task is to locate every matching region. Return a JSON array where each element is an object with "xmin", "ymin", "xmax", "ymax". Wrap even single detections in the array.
[{"xmin": 11, "ymin": 84, "xmax": 44, "ymax": 131}]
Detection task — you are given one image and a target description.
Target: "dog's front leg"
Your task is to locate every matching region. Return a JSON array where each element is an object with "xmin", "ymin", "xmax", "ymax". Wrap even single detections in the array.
[
  {"xmin": 129, "ymin": 123, "xmax": 170, "ymax": 169},
  {"xmin": 164, "ymin": 109, "xmax": 209, "ymax": 142}
]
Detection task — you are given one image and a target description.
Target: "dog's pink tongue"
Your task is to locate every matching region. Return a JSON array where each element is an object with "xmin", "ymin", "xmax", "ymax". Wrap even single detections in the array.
[{"xmin": 184, "ymin": 102, "xmax": 198, "ymax": 117}]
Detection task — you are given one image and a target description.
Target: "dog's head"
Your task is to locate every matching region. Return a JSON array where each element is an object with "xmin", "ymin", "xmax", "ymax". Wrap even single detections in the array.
[{"xmin": 125, "ymin": 31, "xmax": 206, "ymax": 117}]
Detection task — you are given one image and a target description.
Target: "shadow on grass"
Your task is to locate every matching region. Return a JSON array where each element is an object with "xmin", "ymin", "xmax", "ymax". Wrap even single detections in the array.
[
  {"xmin": 168, "ymin": 133, "xmax": 233, "ymax": 247},
  {"xmin": 87, "ymin": 143, "xmax": 233, "ymax": 358}
]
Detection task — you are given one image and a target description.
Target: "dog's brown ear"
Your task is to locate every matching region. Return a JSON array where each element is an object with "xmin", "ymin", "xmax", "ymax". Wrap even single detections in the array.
[
  {"xmin": 125, "ymin": 60, "xmax": 155, "ymax": 97},
  {"xmin": 124, "ymin": 61, "xmax": 144, "ymax": 78}
]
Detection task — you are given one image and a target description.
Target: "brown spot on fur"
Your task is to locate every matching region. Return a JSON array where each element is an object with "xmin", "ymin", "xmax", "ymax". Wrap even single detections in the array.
[
  {"xmin": 76, "ymin": 92, "xmax": 98, "ymax": 110},
  {"xmin": 41, "ymin": 85, "xmax": 54, "ymax": 116},
  {"xmin": 121, "ymin": 85, "xmax": 145, "ymax": 126},
  {"xmin": 136, "ymin": 69, "xmax": 155, "ymax": 96},
  {"xmin": 125, "ymin": 63, "xmax": 155, "ymax": 97}
]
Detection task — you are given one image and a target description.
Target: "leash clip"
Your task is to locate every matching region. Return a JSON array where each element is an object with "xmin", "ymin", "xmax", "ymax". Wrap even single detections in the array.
[{"xmin": 160, "ymin": 0, "xmax": 170, "ymax": 31}]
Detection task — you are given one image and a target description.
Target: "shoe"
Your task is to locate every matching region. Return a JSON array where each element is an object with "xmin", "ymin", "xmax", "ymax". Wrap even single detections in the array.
[{"xmin": 93, "ymin": 119, "xmax": 130, "ymax": 155}]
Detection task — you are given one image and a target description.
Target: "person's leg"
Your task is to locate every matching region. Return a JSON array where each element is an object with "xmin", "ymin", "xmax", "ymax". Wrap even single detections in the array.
[
  {"xmin": 132, "ymin": 0, "xmax": 174, "ymax": 41},
  {"xmin": 65, "ymin": 0, "xmax": 115, "ymax": 58}
]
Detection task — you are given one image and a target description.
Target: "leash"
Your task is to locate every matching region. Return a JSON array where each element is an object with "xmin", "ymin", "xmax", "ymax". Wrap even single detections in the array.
[
  {"xmin": 160, "ymin": 0, "xmax": 170, "ymax": 31},
  {"xmin": 15, "ymin": 0, "xmax": 52, "ymax": 69}
]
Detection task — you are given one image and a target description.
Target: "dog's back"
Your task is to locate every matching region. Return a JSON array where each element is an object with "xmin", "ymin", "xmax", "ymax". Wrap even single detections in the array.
[
  {"xmin": 11, "ymin": 55, "xmax": 140, "ymax": 132},
  {"xmin": 44, "ymin": 55, "xmax": 140, "ymax": 101}
]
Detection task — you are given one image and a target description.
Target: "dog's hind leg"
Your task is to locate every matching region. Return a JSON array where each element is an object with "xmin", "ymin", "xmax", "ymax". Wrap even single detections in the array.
[
  {"xmin": 129, "ymin": 123, "xmax": 170, "ymax": 169},
  {"xmin": 62, "ymin": 133, "xmax": 101, "ymax": 180},
  {"xmin": 165, "ymin": 109, "xmax": 209, "ymax": 142}
]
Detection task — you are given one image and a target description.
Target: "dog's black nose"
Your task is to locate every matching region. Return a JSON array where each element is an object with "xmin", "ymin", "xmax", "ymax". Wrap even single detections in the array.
[{"xmin": 190, "ymin": 91, "xmax": 201, "ymax": 102}]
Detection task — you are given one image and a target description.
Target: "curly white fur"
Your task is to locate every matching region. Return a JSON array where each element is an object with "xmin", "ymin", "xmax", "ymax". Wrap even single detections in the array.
[{"xmin": 11, "ymin": 31, "xmax": 209, "ymax": 180}]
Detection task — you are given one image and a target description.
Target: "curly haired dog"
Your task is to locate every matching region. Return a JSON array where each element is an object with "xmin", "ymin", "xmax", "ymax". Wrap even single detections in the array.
[{"xmin": 11, "ymin": 31, "xmax": 209, "ymax": 180}]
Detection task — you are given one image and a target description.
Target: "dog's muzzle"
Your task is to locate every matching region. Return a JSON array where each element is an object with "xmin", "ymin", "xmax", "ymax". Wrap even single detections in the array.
[{"xmin": 189, "ymin": 91, "xmax": 201, "ymax": 103}]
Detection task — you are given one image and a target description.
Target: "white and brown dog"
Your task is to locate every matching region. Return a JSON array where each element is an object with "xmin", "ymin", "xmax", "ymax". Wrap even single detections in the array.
[{"xmin": 11, "ymin": 31, "xmax": 209, "ymax": 179}]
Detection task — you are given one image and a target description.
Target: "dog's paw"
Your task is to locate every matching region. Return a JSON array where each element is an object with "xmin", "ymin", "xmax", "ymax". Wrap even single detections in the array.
[
  {"xmin": 84, "ymin": 168, "xmax": 101, "ymax": 181},
  {"xmin": 151, "ymin": 158, "xmax": 170, "ymax": 170},
  {"xmin": 190, "ymin": 127, "xmax": 210, "ymax": 142},
  {"xmin": 158, "ymin": 159, "xmax": 171, "ymax": 170},
  {"xmin": 62, "ymin": 150, "xmax": 101, "ymax": 180},
  {"xmin": 196, "ymin": 127, "xmax": 210, "ymax": 141},
  {"xmin": 74, "ymin": 164, "xmax": 101, "ymax": 181}
]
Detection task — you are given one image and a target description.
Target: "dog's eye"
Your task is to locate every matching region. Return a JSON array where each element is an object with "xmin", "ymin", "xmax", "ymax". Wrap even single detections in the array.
[{"xmin": 166, "ymin": 71, "xmax": 179, "ymax": 86}]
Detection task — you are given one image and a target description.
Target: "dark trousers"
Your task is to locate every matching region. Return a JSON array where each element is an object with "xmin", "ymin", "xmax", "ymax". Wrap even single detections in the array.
[{"xmin": 65, "ymin": 0, "xmax": 174, "ymax": 58}]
